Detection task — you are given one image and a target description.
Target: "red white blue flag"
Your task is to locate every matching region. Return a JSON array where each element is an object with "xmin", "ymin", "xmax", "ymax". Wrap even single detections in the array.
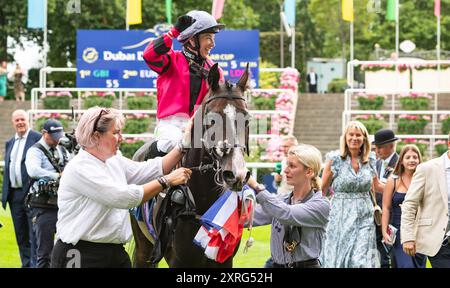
[{"xmin": 194, "ymin": 187, "xmax": 255, "ymax": 263}]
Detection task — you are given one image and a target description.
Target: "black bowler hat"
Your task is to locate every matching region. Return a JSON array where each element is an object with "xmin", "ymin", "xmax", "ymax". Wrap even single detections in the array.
[{"xmin": 372, "ymin": 128, "xmax": 398, "ymax": 146}]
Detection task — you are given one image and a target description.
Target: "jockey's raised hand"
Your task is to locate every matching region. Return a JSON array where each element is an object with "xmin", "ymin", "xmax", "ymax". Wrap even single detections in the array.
[
  {"xmin": 175, "ymin": 15, "xmax": 195, "ymax": 33},
  {"xmin": 168, "ymin": 15, "xmax": 195, "ymax": 39}
]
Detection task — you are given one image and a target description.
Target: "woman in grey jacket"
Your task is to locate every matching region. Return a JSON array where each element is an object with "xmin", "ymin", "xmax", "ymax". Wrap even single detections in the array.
[{"xmin": 252, "ymin": 144, "xmax": 330, "ymax": 268}]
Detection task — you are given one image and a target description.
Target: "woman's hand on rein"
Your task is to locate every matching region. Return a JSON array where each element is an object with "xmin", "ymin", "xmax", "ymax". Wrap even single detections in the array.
[{"xmin": 166, "ymin": 168, "xmax": 192, "ymax": 186}]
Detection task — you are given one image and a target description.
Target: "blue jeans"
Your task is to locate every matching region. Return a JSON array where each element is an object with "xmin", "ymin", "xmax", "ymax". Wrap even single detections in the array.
[{"xmin": 32, "ymin": 208, "xmax": 57, "ymax": 268}]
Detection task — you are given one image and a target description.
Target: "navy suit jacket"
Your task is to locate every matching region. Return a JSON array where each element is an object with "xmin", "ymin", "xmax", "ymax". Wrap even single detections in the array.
[{"xmin": 2, "ymin": 130, "xmax": 41, "ymax": 209}]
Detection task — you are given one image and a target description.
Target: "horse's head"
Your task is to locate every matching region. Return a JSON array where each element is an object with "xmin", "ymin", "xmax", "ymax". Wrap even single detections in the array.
[{"xmin": 192, "ymin": 63, "xmax": 251, "ymax": 191}]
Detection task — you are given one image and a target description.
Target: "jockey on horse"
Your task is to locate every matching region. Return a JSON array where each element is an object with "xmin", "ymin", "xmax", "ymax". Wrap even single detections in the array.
[{"xmin": 143, "ymin": 10, "xmax": 225, "ymax": 154}]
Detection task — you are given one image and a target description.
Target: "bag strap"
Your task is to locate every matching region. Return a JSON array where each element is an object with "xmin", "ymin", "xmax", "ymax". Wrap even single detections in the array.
[{"xmin": 33, "ymin": 143, "xmax": 62, "ymax": 173}]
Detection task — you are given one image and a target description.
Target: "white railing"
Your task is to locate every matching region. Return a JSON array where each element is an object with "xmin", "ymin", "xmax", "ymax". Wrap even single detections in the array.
[
  {"xmin": 343, "ymin": 109, "xmax": 450, "ymax": 158},
  {"xmin": 29, "ymin": 67, "xmax": 295, "ymax": 174},
  {"xmin": 346, "ymin": 59, "xmax": 450, "ymax": 88},
  {"xmin": 343, "ymin": 88, "xmax": 450, "ymax": 112}
]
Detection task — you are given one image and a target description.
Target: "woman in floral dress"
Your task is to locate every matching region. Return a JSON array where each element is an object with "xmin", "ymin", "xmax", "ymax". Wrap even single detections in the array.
[{"xmin": 320, "ymin": 121, "xmax": 384, "ymax": 267}]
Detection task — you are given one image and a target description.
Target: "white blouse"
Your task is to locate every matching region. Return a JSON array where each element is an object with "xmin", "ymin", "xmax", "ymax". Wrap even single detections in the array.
[{"xmin": 56, "ymin": 148, "xmax": 163, "ymax": 245}]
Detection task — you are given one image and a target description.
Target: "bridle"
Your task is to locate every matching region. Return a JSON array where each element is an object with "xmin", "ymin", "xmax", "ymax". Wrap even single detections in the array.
[{"xmin": 186, "ymin": 87, "xmax": 250, "ymax": 180}]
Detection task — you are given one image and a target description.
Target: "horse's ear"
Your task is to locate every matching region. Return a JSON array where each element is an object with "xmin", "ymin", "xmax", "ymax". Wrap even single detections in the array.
[
  {"xmin": 237, "ymin": 63, "xmax": 250, "ymax": 93},
  {"xmin": 208, "ymin": 63, "xmax": 220, "ymax": 93}
]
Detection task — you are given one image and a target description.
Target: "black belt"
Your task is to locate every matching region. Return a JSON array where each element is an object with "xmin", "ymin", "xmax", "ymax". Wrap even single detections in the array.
[{"xmin": 273, "ymin": 258, "xmax": 320, "ymax": 268}]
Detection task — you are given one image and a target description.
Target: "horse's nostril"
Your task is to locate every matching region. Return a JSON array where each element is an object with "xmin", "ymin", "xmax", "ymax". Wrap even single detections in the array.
[{"xmin": 223, "ymin": 170, "xmax": 236, "ymax": 183}]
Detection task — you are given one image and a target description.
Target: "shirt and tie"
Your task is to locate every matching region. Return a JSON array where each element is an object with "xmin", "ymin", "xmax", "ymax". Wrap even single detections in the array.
[
  {"xmin": 379, "ymin": 152, "xmax": 396, "ymax": 183},
  {"xmin": 9, "ymin": 130, "xmax": 30, "ymax": 188}
]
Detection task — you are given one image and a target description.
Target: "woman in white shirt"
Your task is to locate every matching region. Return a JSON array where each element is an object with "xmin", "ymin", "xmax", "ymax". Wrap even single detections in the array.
[{"xmin": 51, "ymin": 107, "xmax": 191, "ymax": 268}]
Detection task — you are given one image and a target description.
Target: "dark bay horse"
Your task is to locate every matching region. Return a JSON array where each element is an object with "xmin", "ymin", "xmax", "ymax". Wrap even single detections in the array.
[{"xmin": 131, "ymin": 63, "xmax": 251, "ymax": 268}]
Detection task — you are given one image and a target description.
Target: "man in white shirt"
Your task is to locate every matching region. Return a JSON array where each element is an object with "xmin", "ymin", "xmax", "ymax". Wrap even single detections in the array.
[
  {"xmin": 306, "ymin": 68, "xmax": 318, "ymax": 93},
  {"xmin": 372, "ymin": 128, "xmax": 399, "ymax": 268},
  {"xmin": 25, "ymin": 119, "xmax": 70, "ymax": 268}
]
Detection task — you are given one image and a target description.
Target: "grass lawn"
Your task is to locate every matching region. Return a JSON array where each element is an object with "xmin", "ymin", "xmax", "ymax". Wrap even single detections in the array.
[
  {"xmin": 1, "ymin": 208, "xmax": 431, "ymax": 268},
  {"xmin": 1, "ymin": 207, "xmax": 271, "ymax": 268},
  {"xmin": 0, "ymin": 207, "xmax": 22, "ymax": 268}
]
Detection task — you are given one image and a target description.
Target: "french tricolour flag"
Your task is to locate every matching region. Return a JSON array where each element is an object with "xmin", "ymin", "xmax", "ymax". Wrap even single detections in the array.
[{"xmin": 194, "ymin": 187, "xmax": 254, "ymax": 263}]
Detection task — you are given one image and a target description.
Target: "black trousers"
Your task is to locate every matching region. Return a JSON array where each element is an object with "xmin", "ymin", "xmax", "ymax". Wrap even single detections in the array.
[
  {"xmin": 273, "ymin": 259, "xmax": 320, "ymax": 268},
  {"xmin": 8, "ymin": 187, "xmax": 37, "ymax": 268},
  {"xmin": 429, "ymin": 240, "xmax": 450, "ymax": 268},
  {"xmin": 51, "ymin": 239, "xmax": 131, "ymax": 268}
]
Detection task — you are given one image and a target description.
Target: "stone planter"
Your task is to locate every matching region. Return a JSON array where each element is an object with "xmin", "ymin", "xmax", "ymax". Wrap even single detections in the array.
[
  {"xmin": 365, "ymin": 70, "xmax": 410, "ymax": 90},
  {"xmin": 412, "ymin": 69, "xmax": 450, "ymax": 91}
]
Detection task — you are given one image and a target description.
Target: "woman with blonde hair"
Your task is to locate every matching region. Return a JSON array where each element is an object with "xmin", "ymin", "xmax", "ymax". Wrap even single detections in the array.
[
  {"xmin": 321, "ymin": 121, "xmax": 384, "ymax": 267},
  {"xmin": 51, "ymin": 107, "xmax": 192, "ymax": 268},
  {"xmin": 381, "ymin": 144, "xmax": 427, "ymax": 268},
  {"xmin": 251, "ymin": 144, "xmax": 330, "ymax": 268}
]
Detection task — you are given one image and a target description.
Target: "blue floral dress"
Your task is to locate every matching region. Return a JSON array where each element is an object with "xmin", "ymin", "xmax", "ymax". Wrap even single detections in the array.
[{"xmin": 321, "ymin": 150, "xmax": 380, "ymax": 268}]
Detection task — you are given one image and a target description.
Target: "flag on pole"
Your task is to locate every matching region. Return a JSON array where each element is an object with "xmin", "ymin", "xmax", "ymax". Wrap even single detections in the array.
[
  {"xmin": 386, "ymin": 0, "xmax": 397, "ymax": 21},
  {"xmin": 435, "ymin": 0, "xmax": 441, "ymax": 17},
  {"xmin": 166, "ymin": 0, "xmax": 172, "ymax": 24},
  {"xmin": 284, "ymin": 0, "xmax": 296, "ymax": 26},
  {"xmin": 27, "ymin": 0, "xmax": 45, "ymax": 29},
  {"xmin": 342, "ymin": 0, "xmax": 354, "ymax": 22},
  {"xmin": 127, "ymin": 0, "xmax": 142, "ymax": 25},
  {"xmin": 212, "ymin": 0, "xmax": 225, "ymax": 20}
]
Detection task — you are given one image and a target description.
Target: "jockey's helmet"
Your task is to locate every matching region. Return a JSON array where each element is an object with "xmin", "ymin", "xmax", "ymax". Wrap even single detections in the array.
[{"xmin": 177, "ymin": 10, "xmax": 225, "ymax": 45}]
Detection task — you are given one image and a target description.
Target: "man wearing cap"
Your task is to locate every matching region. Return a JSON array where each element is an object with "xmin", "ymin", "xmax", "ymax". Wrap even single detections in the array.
[
  {"xmin": 25, "ymin": 119, "xmax": 70, "ymax": 268},
  {"xmin": 143, "ymin": 10, "xmax": 225, "ymax": 155},
  {"xmin": 372, "ymin": 128, "xmax": 399, "ymax": 268},
  {"xmin": 2, "ymin": 110, "xmax": 41, "ymax": 268}
]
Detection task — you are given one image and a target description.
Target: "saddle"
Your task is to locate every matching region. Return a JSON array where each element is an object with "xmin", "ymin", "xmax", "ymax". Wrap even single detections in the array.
[{"xmin": 149, "ymin": 184, "xmax": 197, "ymax": 265}]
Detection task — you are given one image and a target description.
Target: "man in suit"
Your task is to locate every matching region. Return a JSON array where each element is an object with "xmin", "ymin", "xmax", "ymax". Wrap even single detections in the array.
[
  {"xmin": 372, "ymin": 128, "xmax": 399, "ymax": 268},
  {"xmin": 2, "ymin": 110, "xmax": 41, "ymax": 267},
  {"xmin": 401, "ymin": 135, "xmax": 450, "ymax": 268},
  {"xmin": 306, "ymin": 68, "xmax": 318, "ymax": 93}
]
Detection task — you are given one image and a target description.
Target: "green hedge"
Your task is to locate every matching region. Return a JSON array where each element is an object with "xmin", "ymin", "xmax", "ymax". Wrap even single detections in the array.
[
  {"xmin": 43, "ymin": 96, "xmax": 71, "ymax": 109},
  {"xmin": 397, "ymin": 118, "xmax": 428, "ymax": 134},
  {"xmin": 127, "ymin": 96, "xmax": 156, "ymax": 110},
  {"xmin": 442, "ymin": 118, "xmax": 450, "ymax": 134},
  {"xmin": 327, "ymin": 78, "xmax": 347, "ymax": 93},
  {"xmin": 252, "ymin": 95, "xmax": 277, "ymax": 110},
  {"xmin": 120, "ymin": 141, "xmax": 145, "ymax": 159},
  {"xmin": 123, "ymin": 118, "xmax": 152, "ymax": 134},
  {"xmin": 84, "ymin": 96, "xmax": 115, "ymax": 108},
  {"xmin": 435, "ymin": 144, "xmax": 448, "ymax": 156},
  {"xmin": 34, "ymin": 118, "xmax": 69, "ymax": 131},
  {"xmin": 357, "ymin": 118, "xmax": 387, "ymax": 134},
  {"xmin": 357, "ymin": 96, "xmax": 385, "ymax": 110},
  {"xmin": 399, "ymin": 97, "xmax": 430, "ymax": 110},
  {"xmin": 396, "ymin": 142, "xmax": 427, "ymax": 156}
]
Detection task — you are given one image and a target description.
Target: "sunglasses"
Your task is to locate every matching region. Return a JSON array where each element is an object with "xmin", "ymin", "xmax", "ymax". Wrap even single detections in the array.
[{"xmin": 93, "ymin": 109, "xmax": 109, "ymax": 133}]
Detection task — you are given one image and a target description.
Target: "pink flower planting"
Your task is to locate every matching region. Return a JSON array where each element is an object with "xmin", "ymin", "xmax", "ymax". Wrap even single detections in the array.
[
  {"xmin": 399, "ymin": 93, "xmax": 432, "ymax": 99},
  {"xmin": 43, "ymin": 91, "xmax": 72, "ymax": 99},
  {"xmin": 355, "ymin": 114, "xmax": 384, "ymax": 120},
  {"xmin": 125, "ymin": 113, "xmax": 148, "ymax": 119},
  {"xmin": 434, "ymin": 140, "xmax": 447, "ymax": 146},
  {"xmin": 123, "ymin": 137, "xmax": 146, "ymax": 144},
  {"xmin": 35, "ymin": 113, "xmax": 70, "ymax": 120},
  {"xmin": 82, "ymin": 91, "xmax": 116, "ymax": 98},
  {"xmin": 263, "ymin": 68, "xmax": 299, "ymax": 161},
  {"xmin": 398, "ymin": 114, "xmax": 430, "ymax": 121}
]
